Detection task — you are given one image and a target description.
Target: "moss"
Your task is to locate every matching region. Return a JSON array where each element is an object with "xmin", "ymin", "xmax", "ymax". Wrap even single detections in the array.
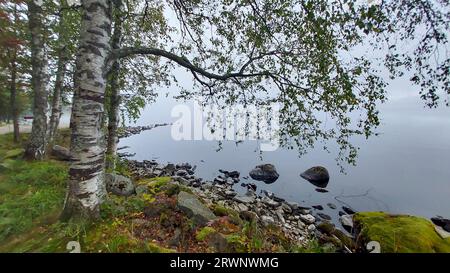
[
  {"xmin": 145, "ymin": 242, "xmax": 176, "ymax": 253},
  {"xmin": 137, "ymin": 177, "xmax": 172, "ymax": 192},
  {"xmin": 354, "ymin": 212, "xmax": 450, "ymax": 253},
  {"xmin": 291, "ymin": 239, "xmax": 336, "ymax": 253},
  {"xmin": 211, "ymin": 205, "xmax": 242, "ymax": 226},
  {"xmin": 2, "ymin": 148, "xmax": 24, "ymax": 160},
  {"xmin": 196, "ymin": 226, "xmax": 217, "ymax": 241}
]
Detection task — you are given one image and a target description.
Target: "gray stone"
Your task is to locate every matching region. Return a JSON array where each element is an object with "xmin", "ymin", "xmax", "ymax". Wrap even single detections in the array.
[
  {"xmin": 276, "ymin": 209, "xmax": 286, "ymax": 224},
  {"xmin": 317, "ymin": 212, "xmax": 332, "ymax": 221},
  {"xmin": 434, "ymin": 225, "xmax": 450, "ymax": 239},
  {"xmin": 300, "ymin": 166, "xmax": 330, "ymax": 187},
  {"xmin": 236, "ymin": 203, "xmax": 249, "ymax": 212},
  {"xmin": 153, "ymin": 169, "xmax": 163, "ymax": 177},
  {"xmin": 224, "ymin": 190, "xmax": 237, "ymax": 198},
  {"xmin": 261, "ymin": 215, "xmax": 275, "ymax": 226},
  {"xmin": 105, "ymin": 173, "xmax": 135, "ymax": 197},
  {"xmin": 339, "ymin": 214, "xmax": 354, "ymax": 232},
  {"xmin": 233, "ymin": 195, "xmax": 255, "ymax": 204},
  {"xmin": 175, "ymin": 169, "xmax": 189, "ymax": 177},
  {"xmin": 300, "ymin": 214, "xmax": 316, "ymax": 224},
  {"xmin": 327, "ymin": 203, "xmax": 337, "ymax": 209},
  {"xmin": 307, "ymin": 224, "xmax": 316, "ymax": 232},
  {"xmin": 51, "ymin": 145, "xmax": 71, "ymax": 161},
  {"xmin": 177, "ymin": 191, "xmax": 217, "ymax": 226},
  {"xmin": 249, "ymin": 164, "xmax": 280, "ymax": 183},
  {"xmin": 282, "ymin": 203, "xmax": 293, "ymax": 214},
  {"xmin": 262, "ymin": 196, "xmax": 280, "ymax": 208},
  {"xmin": 286, "ymin": 201, "xmax": 299, "ymax": 210},
  {"xmin": 172, "ymin": 175, "xmax": 190, "ymax": 185}
]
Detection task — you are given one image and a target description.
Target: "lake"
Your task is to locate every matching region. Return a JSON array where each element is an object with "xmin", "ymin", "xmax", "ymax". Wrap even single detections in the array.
[{"xmin": 119, "ymin": 82, "xmax": 450, "ymax": 223}]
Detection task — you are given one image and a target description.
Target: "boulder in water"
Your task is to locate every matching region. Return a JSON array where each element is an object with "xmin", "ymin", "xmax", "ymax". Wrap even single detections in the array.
[
  {"xmin": 300, "ymin": 166, "xmax": 330, "ymax": 188},
  {"xmin": 249, "ymin": 164, "xmax": 279, "ymax": 183}
]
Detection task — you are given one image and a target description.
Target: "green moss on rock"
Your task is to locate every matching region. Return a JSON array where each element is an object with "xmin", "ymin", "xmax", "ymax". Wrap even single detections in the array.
[
  {"xmin": 196, "ymin": 226, "xmax": 217, "ymax": 241},
  {"xmin": 354, "ymin": 212, "xmax": 450, "ymax": 253}
]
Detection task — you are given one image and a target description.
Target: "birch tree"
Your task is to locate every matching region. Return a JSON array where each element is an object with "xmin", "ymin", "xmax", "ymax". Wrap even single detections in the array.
[
  {"xmin": 24, "ymin": 0, "xmax": 49, "ymax": 159},
  {"xmin": 62, "ymin": 0, "xmax": 449, "ymax": 221}
]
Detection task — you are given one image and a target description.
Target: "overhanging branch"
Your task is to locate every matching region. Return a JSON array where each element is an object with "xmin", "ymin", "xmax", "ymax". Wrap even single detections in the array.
[{"xmin": 110, "ymin": 47, "xmax": 271, "ymax": 81}]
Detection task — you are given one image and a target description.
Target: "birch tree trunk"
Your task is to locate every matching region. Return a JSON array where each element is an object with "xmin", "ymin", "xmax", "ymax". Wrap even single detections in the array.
[
  {"xmin": 9, "ymin": 50, "xmax": 20, "ymax": 143},
  {"xmin": 105, "ymin": 2, "xmax": 123, "ymax": 170},
  {"xmin": 48, "ymin": 48, "xmax": 66, "ymax": 143},
  {"xmin": 25, "ymin": 0, "xmax": 48, "ymax": 160},
  {"xmin": 61, "ymin": 0, "xmax": 112, "ymax": 221}
]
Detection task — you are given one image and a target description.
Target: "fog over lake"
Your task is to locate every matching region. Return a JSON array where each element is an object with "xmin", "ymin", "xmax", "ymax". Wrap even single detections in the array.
[{"xmin": 119, "ymin": 72, "xmax": 450, "ymax": 222}]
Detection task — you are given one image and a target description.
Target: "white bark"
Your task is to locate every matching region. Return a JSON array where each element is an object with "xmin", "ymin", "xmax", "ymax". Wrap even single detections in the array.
[
  {"xmin": 62, "ymin": 0, "xmax": 112, "ymax": 221},
  {"xmin": 25, "ymin": 0, "xmax": 49, "ymax": 160}
]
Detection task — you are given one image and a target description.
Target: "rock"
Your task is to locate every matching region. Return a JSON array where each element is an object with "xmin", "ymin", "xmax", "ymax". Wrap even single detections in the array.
[
  {"xmin": 172, "ymin": 175, "xmax": 190, "ymax": 186},
  {"xmin": 207, "ymin": 232, "xmax": 229, "ymax": 252},
  {"xmin": 286, "ymin": 201, "xmax": 299, "ymax": 210},
  {"xmin": 342, "ymin": 206, "xmax": 356, "ymax": 215},
  {"xmin": 434, "ymin": 225, "xmax": 450, "ymax": 239},
  {"xmin": 51, "ymin": 145, "xmax": 71, "ymax": 161},
  {"xmin": 261, "ymin": 215, "xmax": 276, "ymax": 226},
  {"xmin": 105, "ymin": 173, "xmax": 135, "ymax": 196},
  {"xmin": 315, "ymin": 188, "xmax": 329, "ymax": 193},
  {"xmin": 354, "ymin": 212, "xmax": 450, "ymax": 253},
  {"xmin": 340, "ymin": 214, "xmax": 354, "ymax": 233},
  {"xmin": 275, "ymin": 209, "xmax": 285, "ymax": 224},
  {"xmin": 338, "ymin": 211, "xmax": 347, "ymax": 217},
  {"xmin": 214, "ymin": 177, "xmax": 226, "ymax": 184},
  {"xmin": 177, "ymin": 191, "xmax": 217, "ymax": 226},
  {"xmin": 282, "ymin": 203, "xmax": 293, "ymax": 214},
  {"xmin": 239, "ymin": 211, "xmax": 258, "ymax": 222},
  {"xmin": 299, "ymin": 214, "xmax": 316, "ymax": 224},
  {"xmin": 223, "ymin": 190, "xmax": 237, "ymax": 198},
  {"xmin": 163, "ymin": 163, "xmax": 176, "ymax": 175},
  {"xmin": 299, "ymin": 209, "xmax": 311, "ymax": 215},
  {"xmin": 300, "ymin": 166, "xmax": 330, "ymax": 188},
  {"xmin": 272, "ymin": 195, "xmax": 285, "ymax": 203},
  {"xmin": 236, "ymin": 203, "xmax": 249, "ymax": 212},
  {"xmin": 262, "ymin": 196, "xmax": 281, "ymax": 208},
  {"xmin": 307, "ymin": 224, "xmax": 316, "ymax": 232},
  {"xmin": 168, "ymin": 228, "xmax": 182, "ymax": 247},
  {"xmin": 327, "ymin": 203, "xmax": 337, "ymax": 210},
  {"xmin": 249, "ymin": 164, "xmax": 280, "ymax": 183},
  {"xmin": 317, "ymin": 213, "xmax": 332, "ymax": 221},
  {"xmin": 233, "ymin": 195, "xmax": 255, "ymax": 204},
  {"xmin": 431, "ymin": 216, "xmax": 450, "ymax": 232},
  {"xmin": 175, "ymin": 169, "xmax": 189, "ymax": 177},
  {"xmin": 312, "ymin": 205, "xmax": 324, "ymax": 210},
  {"xmin": 317, "ymin": 221, "xmax": 335, "ymax": 235}
]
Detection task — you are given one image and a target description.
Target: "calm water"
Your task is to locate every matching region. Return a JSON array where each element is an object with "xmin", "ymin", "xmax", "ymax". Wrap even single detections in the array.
[{"xmin": 120, "ymin": 84, "xmax": 450, "ymax": 221}]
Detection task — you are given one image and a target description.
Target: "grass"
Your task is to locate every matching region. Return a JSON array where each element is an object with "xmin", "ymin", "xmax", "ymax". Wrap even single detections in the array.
[
  {"xmin": 0, "ymin": 131, "xmax": 330, "ymax": 253},
  {"xmin": 0, "ymin": 157, "xmax": 68, "ymax": 243},
  {"xmin": 354, "ymin": 212, "xmax": 450, "ymax": 253}
]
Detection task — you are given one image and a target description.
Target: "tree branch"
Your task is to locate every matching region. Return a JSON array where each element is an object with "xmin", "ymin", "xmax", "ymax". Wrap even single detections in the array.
[{"xmin": 111, "ymin": 47, "xmax": 271, "ymax": 81}]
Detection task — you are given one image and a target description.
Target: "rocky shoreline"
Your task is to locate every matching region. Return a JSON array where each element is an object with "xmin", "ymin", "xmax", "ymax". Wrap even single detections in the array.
[
  {"xmin": 104, "ymin": 125, "xmax": 450, "ymax": 253},
  {"xmin": 120, "ymin": 158, "xmax": 358, "ymax": 252}
]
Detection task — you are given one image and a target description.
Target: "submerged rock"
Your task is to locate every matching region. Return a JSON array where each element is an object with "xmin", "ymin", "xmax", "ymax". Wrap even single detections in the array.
[
  {"xmin": 300, "ymin": 166, "xmax": 330, "ymax": 188},
  {"xmin": 342, "ymin": 206, "xmax": 357, "ymax": 215},
  {"xmin": 249, "ymin": 164, "xmax": 279, "ymax": 183},
  {"xmin": 317, "ymin": 212, "xmax": 332, "ymax": 221},
  {"xmin": 105, "ymin": 173, "xmax": 135, "ymax": 197}
]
